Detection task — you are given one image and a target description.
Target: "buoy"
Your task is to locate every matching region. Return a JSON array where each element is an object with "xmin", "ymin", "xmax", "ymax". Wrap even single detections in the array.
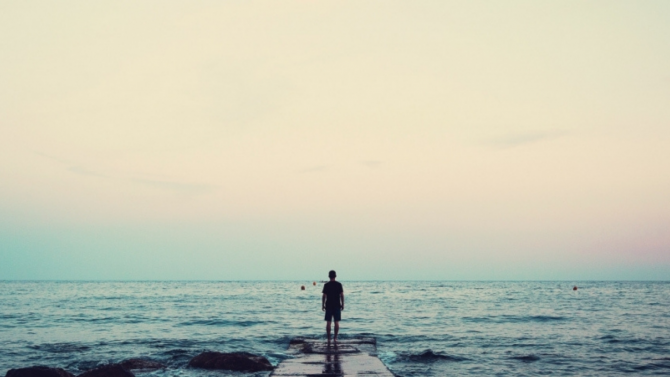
[
  {"xmin": 573, "ymin": 286, "xmax": 578, "ymax": 291},
  {"xmin": 301, "ymin": 285, "xmax": 305, "ymax": 290},
  {"xmin": 313, "ymin": 282, "xmax": 316, "ymax": 286}
]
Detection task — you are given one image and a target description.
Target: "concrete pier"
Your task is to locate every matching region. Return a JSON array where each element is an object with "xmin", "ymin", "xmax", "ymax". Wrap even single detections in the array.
[{"xmin": 270, "ymin": 337, "xmax": 395, "ymax": 377}]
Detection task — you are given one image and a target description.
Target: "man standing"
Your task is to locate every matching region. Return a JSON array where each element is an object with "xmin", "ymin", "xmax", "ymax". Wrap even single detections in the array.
[{"xmin": 322, "ymin": 270, "xmax": 344, "ymax": 343}]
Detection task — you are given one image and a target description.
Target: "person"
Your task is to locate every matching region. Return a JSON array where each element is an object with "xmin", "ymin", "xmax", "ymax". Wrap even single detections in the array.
[{"xmin": 322, "ymin": 270, "xmax": 344, "ymax": 343}]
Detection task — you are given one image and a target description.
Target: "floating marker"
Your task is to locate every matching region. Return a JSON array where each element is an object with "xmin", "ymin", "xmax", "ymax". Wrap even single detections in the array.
[
  {"xmin": 573, "ymin": 286, "xmax": 578, "ymax": 291},
  {"xmin": 301, "ymin": 285, "xmax": 305, "ymax": 290}
]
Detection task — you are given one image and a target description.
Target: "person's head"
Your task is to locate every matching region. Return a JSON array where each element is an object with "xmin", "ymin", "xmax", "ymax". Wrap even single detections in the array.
[{"xmin": 328, "ymin": 270, "xmax": 337, "ymax": 279}]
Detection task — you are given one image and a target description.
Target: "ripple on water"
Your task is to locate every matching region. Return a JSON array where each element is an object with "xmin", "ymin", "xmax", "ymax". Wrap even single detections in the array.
[{"xmin": 462, "ymin": 315, "xmax": 566, "ymax": 323}]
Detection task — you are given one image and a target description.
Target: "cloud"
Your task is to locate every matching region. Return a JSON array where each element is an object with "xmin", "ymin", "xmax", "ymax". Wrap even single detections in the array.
[
  {"xmin": 67, "ymin": 166, "xmax": 108, "ymax": 178},
  {"xmin": 489, "ymin": 130, "xmax": 568, "ymax": 148},
  {"xmin": 37, "ymin": 152, "xmax": 110, "ymax": 178},
  {"xmin": 37, "ymin": 151, "xmax": 213, "ymax": 194},
  {"xmin": 35, "ymin": 152, "xmax": 73, "ymax": 165},
  {"xmin": 130, "ymin": 178, "xmax": 216, "ymax": 194}
]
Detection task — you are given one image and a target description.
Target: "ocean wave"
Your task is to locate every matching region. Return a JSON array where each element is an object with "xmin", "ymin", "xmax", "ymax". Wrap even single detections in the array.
[
  {"xmin": 600, "ymin": 335, "xmax": 620, "ymax": 343},
  {"xmin": 462, "ymin": 315, "xmax": 566, "ymax": 323},
  {"xmin": 28, "ymin": 343, "xmax": 91, "ymax": 353},
  {"xmin": 378, "ymin": 334, "xmax": 454, "ymax": 343},
  {"xmin": 176, "ymin": 319, "xmax": 263, "ymax": 327},
  {"xmin": 3, "ymin": 281, "xmax": 670, "ymax": 377},
  {"xmin": 509, "ymin": 354, "xmax": 541, "ymax": 362},
  {"xmin": 633, "ymin": 360, "xmax": 670, "ymax": 371},
  {"xmin": 394, "ymin": 350, "xmax": 468, "ymax": 362}
]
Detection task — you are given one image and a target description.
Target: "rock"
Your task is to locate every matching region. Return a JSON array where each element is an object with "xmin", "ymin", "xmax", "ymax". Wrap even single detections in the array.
[
  {"xmin": 188, "ymin": 352, "xmax": 273, "ymax": 372},
  {"xmin": 118, "ymin": 360, "xmax": 164, "ymax": 371},
  {"xmin": 6, "ymin": 366, "xmax": 74, "ymax": 377},
  {"xmin": 77, "ymin": 365, "xmax": 134, "ymax": 377}
]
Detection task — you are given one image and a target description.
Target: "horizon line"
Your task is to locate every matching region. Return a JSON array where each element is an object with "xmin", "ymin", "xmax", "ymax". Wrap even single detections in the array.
[{"xmin": 1, "ymin": 279, "xmax": 668, "ymax": 283}]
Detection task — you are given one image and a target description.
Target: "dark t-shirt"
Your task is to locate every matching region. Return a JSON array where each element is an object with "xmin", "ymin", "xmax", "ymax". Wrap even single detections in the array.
[{"xmin": 322, "ymin": 281, "xmax": 343, "ymax": 311}]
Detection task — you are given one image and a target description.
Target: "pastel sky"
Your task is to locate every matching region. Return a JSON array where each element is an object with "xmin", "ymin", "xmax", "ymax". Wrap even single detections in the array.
[{"xmin": 1, "ymin": 1, "xmax": 669, "ymax": 280}]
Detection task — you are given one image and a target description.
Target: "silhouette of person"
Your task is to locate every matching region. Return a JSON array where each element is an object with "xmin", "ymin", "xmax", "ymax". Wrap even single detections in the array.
[{"xmin": 322, "ymin": 270, "xmax": 344, "ymax": 343}]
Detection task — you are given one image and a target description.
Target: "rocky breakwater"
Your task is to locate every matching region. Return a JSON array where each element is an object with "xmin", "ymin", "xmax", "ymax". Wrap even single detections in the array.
[
  {"xmin": 3, "ymin": 352, "xmax": 273, "ymax": 377},
  {"xmin": 188, "ymin": 351, "xmax": 274, "ymax": 373},
  {"xmin": 5, "ymin": 365, "xmax": 134, "ymax": 377},
  {"xmin": 6, "ymin": 367, "xmax": 74, "ymax": 377},
  {"xmin": 5, "ymin": 359, "xmax": 166, "ymax": 377},
  {"xmin": 76, "ymin": 365, "xmax": 134, "ymax": 377}
]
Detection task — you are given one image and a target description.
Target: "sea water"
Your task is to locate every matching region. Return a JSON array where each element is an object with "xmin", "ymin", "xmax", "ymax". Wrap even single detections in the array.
[{"xmin": 1, "ymin": 281, "xmax": 669, "ymax": 376}]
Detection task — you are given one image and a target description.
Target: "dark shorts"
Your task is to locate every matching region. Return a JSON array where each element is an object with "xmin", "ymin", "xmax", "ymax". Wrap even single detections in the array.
[{"xmin": 324, "ymin": 308, "xmax": 341, "ymax": 322}]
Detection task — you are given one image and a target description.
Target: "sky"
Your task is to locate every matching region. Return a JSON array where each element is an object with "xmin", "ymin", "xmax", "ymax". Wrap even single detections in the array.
[{"xmin": 1, "ymin": 1, "xmax": 669, "ymax": 280}]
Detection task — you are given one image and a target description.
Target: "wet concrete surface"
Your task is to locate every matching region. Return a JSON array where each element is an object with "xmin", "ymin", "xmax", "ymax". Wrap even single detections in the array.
[{"xmin": 270, "ymin": 338, "xmax": 395, "ymax": 377}]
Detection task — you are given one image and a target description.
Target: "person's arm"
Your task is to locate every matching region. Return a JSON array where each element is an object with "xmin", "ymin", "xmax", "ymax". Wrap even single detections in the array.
[
  {"xmin": 322, "ymin": 293, "xmax": 327, "ymax": 311},
  {"xmin": 340, "ymin": 292, "xmax": 344, "ymax": 311}
]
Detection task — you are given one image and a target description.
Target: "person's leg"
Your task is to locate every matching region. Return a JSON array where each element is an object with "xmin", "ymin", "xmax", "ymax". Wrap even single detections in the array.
[
  {"xmin": 332, "ymin": 309, "xmax": 341, "ymax": 342},
  {"xmin": 326, "ymin": 320, "xmax": 332, "ymax": 342}
]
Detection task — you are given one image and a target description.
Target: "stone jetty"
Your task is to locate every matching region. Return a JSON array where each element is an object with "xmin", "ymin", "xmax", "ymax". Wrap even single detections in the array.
[{"xmin": 271, "ymin": 337, "xmax": 395, "ymax": 377}]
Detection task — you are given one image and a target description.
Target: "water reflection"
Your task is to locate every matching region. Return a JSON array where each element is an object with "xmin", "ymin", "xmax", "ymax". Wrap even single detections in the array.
[{"xmin": 323, "ymin": 344, "xmax": 343, "ymax": 376}]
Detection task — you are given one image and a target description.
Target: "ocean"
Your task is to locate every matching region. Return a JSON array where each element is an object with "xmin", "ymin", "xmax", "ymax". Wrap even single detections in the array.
[{"xmin": 1, "ymin": 281, "xmax": 669, "ymax": 376}]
